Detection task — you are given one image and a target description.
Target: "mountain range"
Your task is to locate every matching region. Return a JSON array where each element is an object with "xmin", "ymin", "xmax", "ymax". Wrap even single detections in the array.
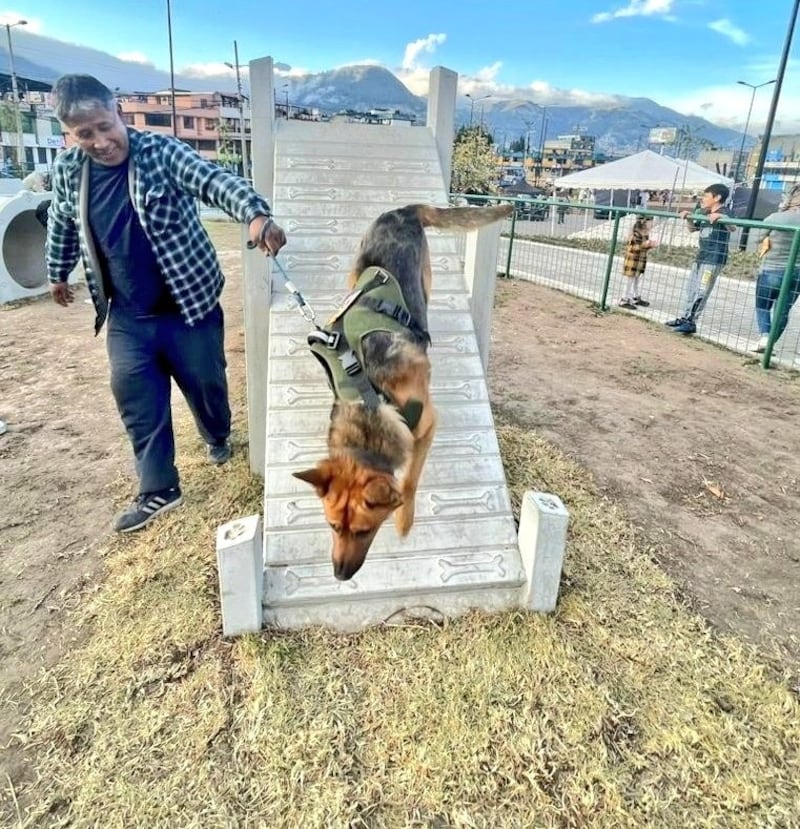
[{"xmin": 2, "ymin": 28, "xmax": 747, "ymax": 155}]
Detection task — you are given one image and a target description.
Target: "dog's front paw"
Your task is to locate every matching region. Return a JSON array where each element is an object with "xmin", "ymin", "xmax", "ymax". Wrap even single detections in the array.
[{"xmin": 394, "ymin": 501, "xmax": 415, "ymax": 536}]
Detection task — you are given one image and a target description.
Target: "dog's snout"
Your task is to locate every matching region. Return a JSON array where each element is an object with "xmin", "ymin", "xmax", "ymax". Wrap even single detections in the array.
[{"xmin": 333, "ymin": 559, "xmax": 356, "ymax": 581}]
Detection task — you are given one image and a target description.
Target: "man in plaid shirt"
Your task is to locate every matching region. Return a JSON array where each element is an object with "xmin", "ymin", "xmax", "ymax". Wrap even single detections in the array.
[{"xmin": 46, "ymin": 74, "xmax": 286, "ymax": 533}]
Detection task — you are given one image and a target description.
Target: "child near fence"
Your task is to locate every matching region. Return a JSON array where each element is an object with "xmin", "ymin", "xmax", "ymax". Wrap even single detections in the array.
[{"xmin": 619, "ymin": 216, "xmax": 657, "ymax": 309}]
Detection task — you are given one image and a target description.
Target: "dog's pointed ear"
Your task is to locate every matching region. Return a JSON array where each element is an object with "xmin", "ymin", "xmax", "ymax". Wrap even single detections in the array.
[
  {"xmin": 363, "ymin": 476, "xmax": 403, "ymax": 510},
  {"xmin": 293, "ymin": 466, "xmax": 332, "ymax": 496}
]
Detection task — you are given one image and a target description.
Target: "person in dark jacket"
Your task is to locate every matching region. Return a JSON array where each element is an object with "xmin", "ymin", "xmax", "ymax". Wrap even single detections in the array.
[{"xmin": 665, "ymin": 183, "xmax": 731, "ymax": 335}]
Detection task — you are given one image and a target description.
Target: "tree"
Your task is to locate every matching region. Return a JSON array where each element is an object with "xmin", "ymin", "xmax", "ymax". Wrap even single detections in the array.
[
  {"xmin": 215, "ymin": 119, "xmax": 241, "ymax": 173},
  {"xmin": 450, "ymin": 126, "xmax": 499, "ymax": 194}
]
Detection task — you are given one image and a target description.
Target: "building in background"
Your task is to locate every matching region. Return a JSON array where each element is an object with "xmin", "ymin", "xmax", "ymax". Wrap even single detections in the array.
[
  {"xmin": 743, "ymin": 134, "xmax": 800, "ymax": 191},
  {"xmin": 0, "ymin": 73, "xmax": 65, "ymax": 175},
  {"xmin": 118, "ymin": 89, "xmax": 248, "ymax": 175}
]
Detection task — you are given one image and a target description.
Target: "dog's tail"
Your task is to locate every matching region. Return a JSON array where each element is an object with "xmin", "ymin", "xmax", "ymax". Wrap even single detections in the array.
[{"xmin": 415, "ymin": 203, "xmax": 513, "ymax": 231}]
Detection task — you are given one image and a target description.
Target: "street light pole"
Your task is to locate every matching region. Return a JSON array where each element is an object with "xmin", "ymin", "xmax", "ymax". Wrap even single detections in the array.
[
  {"xmin": 734, "ymin": 79, "xmax": 776, "ymax": 182},
  {"xmin": 4, "ymin": 19, "xmax": 27, "ymax": 172},
  {"xmin": 165, "ymin": 0, "xmax": 177, "ymax": 137},
  {"xmin": 741, "ymin": 0, "xmax": 799, "ymax": 251},
  {"xmin": 465, "ymin": 92, "xmax": 490, "ymax": 129},
  {"xmin": 225, "ymin": 41, "xmax": 248, "ymax": 178}
]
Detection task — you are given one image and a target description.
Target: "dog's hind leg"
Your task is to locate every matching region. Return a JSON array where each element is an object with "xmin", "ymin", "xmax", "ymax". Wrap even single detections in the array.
[{"xmin": 395, "ymin": 405, "xmax": 437, "ymax": 537}]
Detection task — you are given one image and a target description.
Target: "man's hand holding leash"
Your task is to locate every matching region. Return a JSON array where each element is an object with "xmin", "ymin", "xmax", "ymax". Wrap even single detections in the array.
[{"xmin": 248, "ymin": 215, "xmax": 286, "ymax": 256}]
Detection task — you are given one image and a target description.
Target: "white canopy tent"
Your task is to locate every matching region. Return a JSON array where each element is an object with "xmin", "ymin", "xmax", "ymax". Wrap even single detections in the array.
[{"xmin": 553, "ymin": 149, "xmax": 733, "ymax": 191}]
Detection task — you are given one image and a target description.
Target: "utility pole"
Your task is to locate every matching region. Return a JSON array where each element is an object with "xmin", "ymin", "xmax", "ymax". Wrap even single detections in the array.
[
  {"xmin": 4, "ymin": 20, "xmax": 27, "ymax": 172},
  {"xmin": 226, "ymin": 41, "xmax": 248, "ymax": 178},
  {"xmin": 166, "ymin": 0, "xmax": 177, "ymax": 136}
]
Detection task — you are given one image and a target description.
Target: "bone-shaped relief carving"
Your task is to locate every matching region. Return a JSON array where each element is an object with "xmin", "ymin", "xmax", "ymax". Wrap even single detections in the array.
[
  {"xmin": 286, "ymin": 438, "xmax": 327, "ymax": 461},
  {"xmin": 428, "ymin": 489, "xmax": 495, "ymax": 515},
  {"xmin": 431, "ymin": 335, "xmax": 469, "ymax": 353},
  {"xmin": 284, "ymin": 254, "xmax": 341, "ymax": 271},
  {"xmin": 438, "ymin": 553, "xmax": 506, "ymax": 583},
  {"xmin": 429, "ymin": 432, "xmax": 485, "ymax": 456},
  {"xmin": 286, "ymin": 386, "xmax": 333, "ymax": 406},
  {"xmin": 382, "ymin": 161, "xmax": 433, "ymax": 173},
  {"xmin": 286, "ymin": 157, "xmax": 336, "ymax": 169},
  {"xmin": 287, "ymin": 218, "xmax": 340, "ymax": 234},
  {"xmin": 285, "ymin": 498, "xmax": 324, "ymax": 524},
  {"xmin": 288, "ymin": 186, "xmax": 338, "ymax": 200},
  {"xmin": 284, "ymin": 568, "xmax": 360, "ymax": 596},
  {"xmin": 429, "ymin": 295, "xmax": 459, "ymax": 310},
  {"xmin": 433, "ymin": 381, "xmax": 476, "ymax": 401}
]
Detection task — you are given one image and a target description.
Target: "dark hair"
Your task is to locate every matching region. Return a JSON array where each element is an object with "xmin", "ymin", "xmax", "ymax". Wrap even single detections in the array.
[
  {"xmin": 703, "ymin": 183, "xmax": 730, "ymax": 203},
  {"xmin": 51, "ymin": 74, "xmax": 116, "ymax": 122}
]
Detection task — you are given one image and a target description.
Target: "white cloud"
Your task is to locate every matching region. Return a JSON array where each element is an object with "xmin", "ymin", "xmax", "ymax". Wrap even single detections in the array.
[
  {"xmin": 179, "ymin": 61, "xmax": 238, "ymax": 79},
  {"xmin": 659, "ymin": 81, "xmax": 800, "ymax": 134},
  {"xmin": 592, "ymin": 0, "xmax": 675, "ymax": 23},
  {"xmin": 0, "ymin": 12, "xmax": 43, "ymax": 33},
  {"xmin": 708, "ymin": 18, "xmax": 750, "ymax": 46},
  {"xmin": 117, "ymin": 51, "xmax": 153, "ymax": 66},
  {"xmin": 401, "ymin": 33, "xmax": 446, "ymax": 71}
]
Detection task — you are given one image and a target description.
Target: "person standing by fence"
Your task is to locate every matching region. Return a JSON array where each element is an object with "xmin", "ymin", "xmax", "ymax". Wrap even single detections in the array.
[
  {"xmin": 665, "ymin": 183, "xmax": 731, "ymax": 336},
  {"xmin": 619, "ymin": 216, "xmax": 657, "ymax": 309},
  {"xmin": 752, "ymin": 184, "xmax": 800, "ymax": 353}
]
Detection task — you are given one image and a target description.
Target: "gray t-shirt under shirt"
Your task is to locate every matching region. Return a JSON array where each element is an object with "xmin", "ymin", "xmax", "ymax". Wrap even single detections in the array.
[{"xmin": 760, "ymin": 209, "xmax": 800, "ymax": 270}]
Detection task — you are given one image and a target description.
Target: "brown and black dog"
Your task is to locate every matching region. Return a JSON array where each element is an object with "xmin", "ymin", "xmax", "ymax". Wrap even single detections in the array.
[{"xmin": 293, "ymin": 202, "xmax": 512, "ymax": 580}]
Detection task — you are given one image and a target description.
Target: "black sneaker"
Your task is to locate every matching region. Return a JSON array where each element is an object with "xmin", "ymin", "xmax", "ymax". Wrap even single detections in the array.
[
  {"xmin": 113, "ymin": 488, "xmax": 183, "ymax": 533},
  {"xmin": 207, "ymin": 440, "xmax": 232, "ymax": 465},
  {"xmin": 633, "ymin": 297, "xmax": 650, "ymax": 307},
  {"xmin": 672, "ymin": 319, "xmax": 697, "ymax": 335},
  {"xmin": 665, "ymin": 317, "xmax": 687, "ymax": 327}
]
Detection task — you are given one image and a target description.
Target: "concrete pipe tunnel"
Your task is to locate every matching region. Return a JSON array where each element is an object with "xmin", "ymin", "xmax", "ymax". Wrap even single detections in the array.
[{"xmin": 0, "ymin": 190, "xmax": 59, "ymax": 304}]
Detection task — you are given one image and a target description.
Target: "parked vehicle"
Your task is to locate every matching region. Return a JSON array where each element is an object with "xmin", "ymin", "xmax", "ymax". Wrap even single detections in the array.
[{"xmin": 514, "ymin": 197, "xmax": 550, "ymax": 221}]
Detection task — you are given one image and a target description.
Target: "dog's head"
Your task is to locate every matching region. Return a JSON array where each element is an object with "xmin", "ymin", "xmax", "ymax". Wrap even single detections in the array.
[{"xmin": 293, "ymin": 457, "xmax": 402, "ymax": 580}]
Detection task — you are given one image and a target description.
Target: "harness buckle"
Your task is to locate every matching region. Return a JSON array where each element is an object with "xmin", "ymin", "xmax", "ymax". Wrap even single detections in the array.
[
  {"xmin": 308, "ymin": 329, "xmax": 340, "ymax": 350},
  {"xmin": 340, "ymin": 350, "xmax": 362, "ymax": 377}
]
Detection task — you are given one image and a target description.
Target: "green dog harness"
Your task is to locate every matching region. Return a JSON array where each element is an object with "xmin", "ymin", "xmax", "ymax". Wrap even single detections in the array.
[{"xmin": 308, "ymin": 266, "xmax": 429, "ymax": 431}]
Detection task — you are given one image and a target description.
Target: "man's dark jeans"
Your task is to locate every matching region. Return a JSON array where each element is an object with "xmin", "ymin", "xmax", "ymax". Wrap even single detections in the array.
[{"xmin": 106, "ymin": 304, "xmax": 230, "ymax": 494}]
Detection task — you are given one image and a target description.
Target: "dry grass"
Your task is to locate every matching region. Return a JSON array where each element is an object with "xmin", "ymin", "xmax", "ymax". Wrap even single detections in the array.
[{"xmin": 7, "ymin": 226, "xmax": 800, "ymax": 828}]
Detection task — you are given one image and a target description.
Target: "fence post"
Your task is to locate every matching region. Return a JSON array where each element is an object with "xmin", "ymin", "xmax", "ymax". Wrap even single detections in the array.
[
  {"xmin": 598, "ymin": 212, "xmax": 623, "ymax": 311},
  {"xmin": 504, "ymin": 208, "xmax": 517, "ymax": 279}
]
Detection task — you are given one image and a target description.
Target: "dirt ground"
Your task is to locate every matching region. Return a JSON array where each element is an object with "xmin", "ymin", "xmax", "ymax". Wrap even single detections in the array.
[
  {"xmin": 1, "ymin": 261, "xmax": 799, "ymax": 799},
  {"xmin": 490, "ymin": 277, "xmax": 800, "ymax": 683}
]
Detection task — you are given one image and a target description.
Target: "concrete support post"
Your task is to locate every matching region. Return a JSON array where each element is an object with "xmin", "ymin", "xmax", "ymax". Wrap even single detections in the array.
[
  {"xmin": 216, "ymin": 514, "xmax": 264, "ymax": 636},
  {"xmin": 242, "ymin": 56, "xmax": 276, "ymax": 477},
  {"xmin": 463, "ymin": 221, "xmax": 503, "ymax": 372},
  {"xmin": 426, "ymin": 66, "xmax": 458, "ymax": 191},
  {"xmin": 518, "ymin": 491, "xmax": 569, "ymax": 612}
]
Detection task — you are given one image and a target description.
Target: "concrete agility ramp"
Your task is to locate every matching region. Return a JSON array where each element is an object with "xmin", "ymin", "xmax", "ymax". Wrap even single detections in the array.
[
  {"xmin": 216, "ymin": 60, "xmax": 569, "ymax": 635},
  {"xmin": 0, "ymin": 190, "xmax": 53, "ymax": 303}
]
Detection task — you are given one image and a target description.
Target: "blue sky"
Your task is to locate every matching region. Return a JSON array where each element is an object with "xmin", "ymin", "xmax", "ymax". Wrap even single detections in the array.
[{"xmin": 3, "ymin": 0, "xmax": 799, "ymax": 131}]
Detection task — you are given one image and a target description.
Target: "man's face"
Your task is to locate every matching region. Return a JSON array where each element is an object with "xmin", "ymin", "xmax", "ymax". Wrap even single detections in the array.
[{"xmin": 62, "ymin": 106, "xmax": 129, "ymax": 166}]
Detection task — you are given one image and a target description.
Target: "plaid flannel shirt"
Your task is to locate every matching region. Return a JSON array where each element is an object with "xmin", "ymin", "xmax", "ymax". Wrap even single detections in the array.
[{"xmin": 46, "ymin": 128, "xmax": 271, "ymax": 332}]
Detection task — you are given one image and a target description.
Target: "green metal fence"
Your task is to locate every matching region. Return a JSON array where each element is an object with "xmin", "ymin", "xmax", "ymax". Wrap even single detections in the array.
[{"xmin": 450, "ymin": 193, "xmax": 800, "ymax": 371}]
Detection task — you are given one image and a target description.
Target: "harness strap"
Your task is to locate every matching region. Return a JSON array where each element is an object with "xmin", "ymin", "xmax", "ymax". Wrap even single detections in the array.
[
  {"xmin": 308, "ymin": 266, "xmax": 427, "ymax": 430},
  {"xmin": 357, "ymin": 295, "xmax": 431, "ymax": 343}
]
